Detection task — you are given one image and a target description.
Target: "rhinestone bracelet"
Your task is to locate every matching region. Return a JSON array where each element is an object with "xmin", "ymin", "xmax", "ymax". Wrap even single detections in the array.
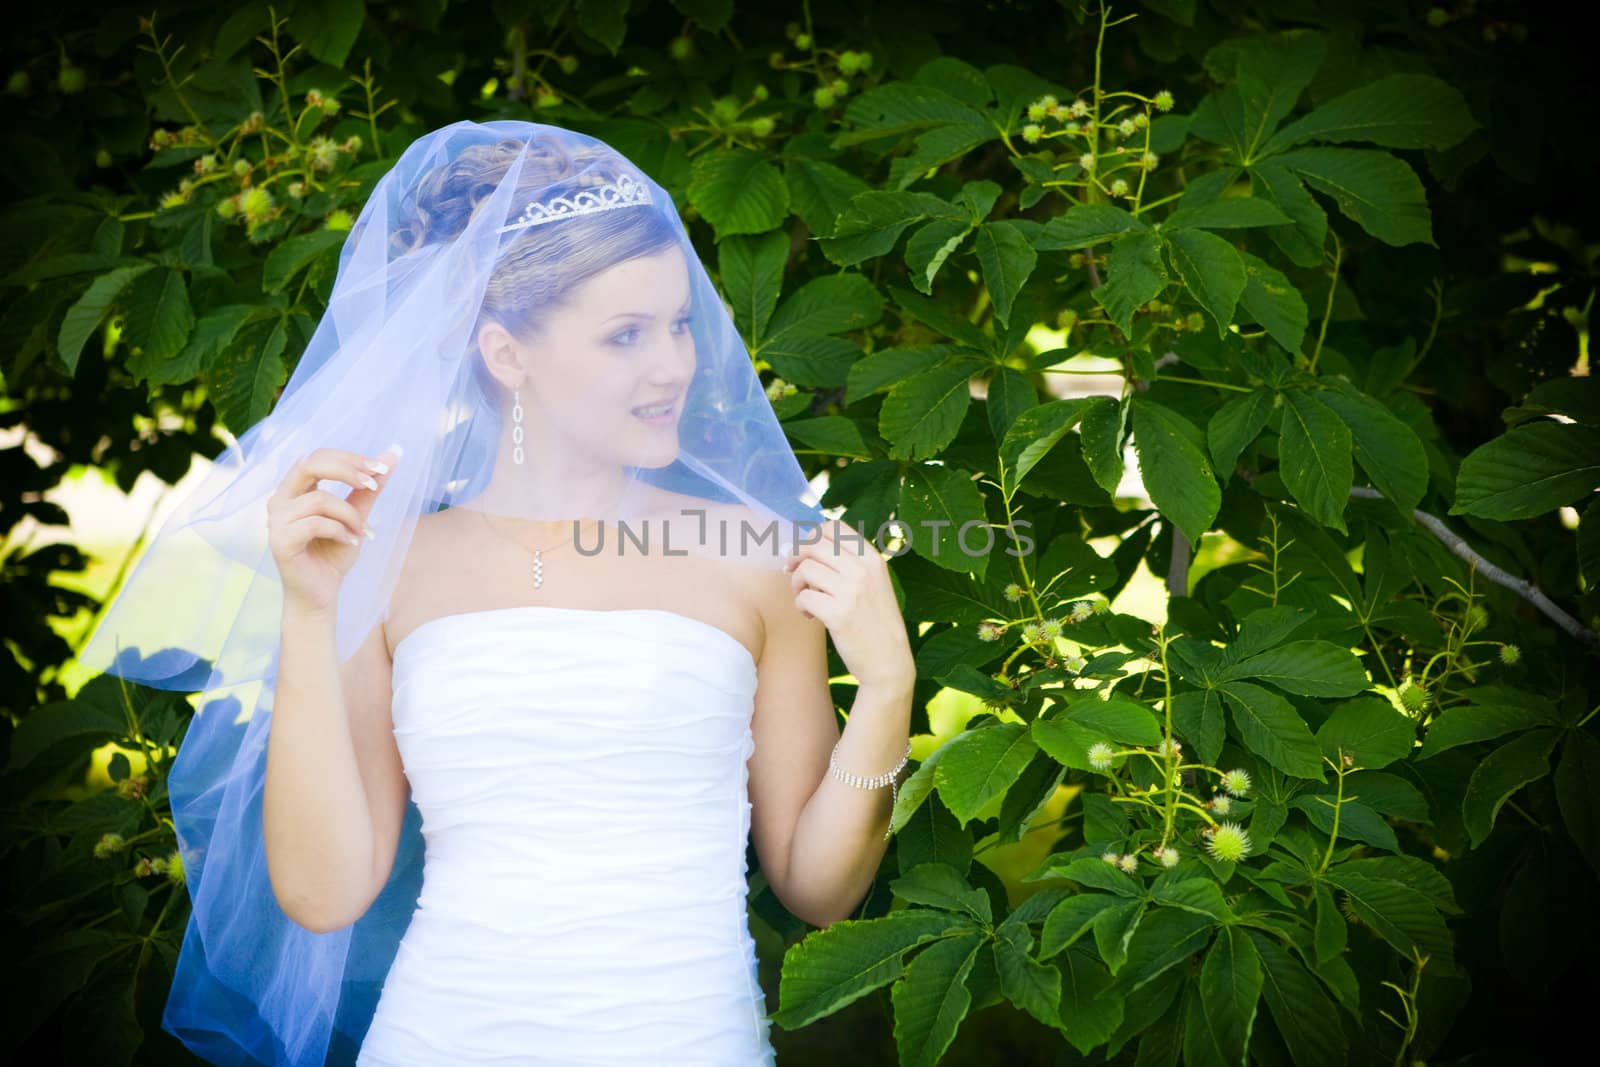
[{"xmin": 829, "ymin": 739, "xmax": 913, "ymax": 838}]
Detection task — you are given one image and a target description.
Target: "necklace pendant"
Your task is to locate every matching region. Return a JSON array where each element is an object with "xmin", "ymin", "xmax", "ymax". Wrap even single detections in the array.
[{"xmin": 532, "ymin": 548, "xmax": 544, "ymax": 589}]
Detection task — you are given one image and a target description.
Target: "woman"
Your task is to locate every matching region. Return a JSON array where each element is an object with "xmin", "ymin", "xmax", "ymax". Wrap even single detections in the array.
[{"xmin": 79, "ymin": 121, "xmax": 916, "ymax": 1066}]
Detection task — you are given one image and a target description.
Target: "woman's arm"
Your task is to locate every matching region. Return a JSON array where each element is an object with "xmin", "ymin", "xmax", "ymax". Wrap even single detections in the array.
[
  {"xmin": 748, "ymin": 523, "xmax": 917, "ymax": 927},
  {"xmin": 262, "ymin": 602, "xmax": 409, "ymax": 933}
]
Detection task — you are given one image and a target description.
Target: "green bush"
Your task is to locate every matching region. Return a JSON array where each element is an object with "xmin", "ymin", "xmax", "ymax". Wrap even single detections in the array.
[{"xmin": 2, "ymin": 2, "xmax": 1595, "ymax": 1064}]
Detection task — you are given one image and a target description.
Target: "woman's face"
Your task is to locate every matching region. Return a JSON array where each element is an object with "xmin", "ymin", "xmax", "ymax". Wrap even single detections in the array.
[{"xmin": 514, "ymin": 244, "xmax": 697, "ymax": 471}]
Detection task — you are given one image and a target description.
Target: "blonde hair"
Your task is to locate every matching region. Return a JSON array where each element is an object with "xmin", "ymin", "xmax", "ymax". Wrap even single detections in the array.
[{"xmin": 392, "ymin": 135, "xmax": 679, "ymax": 339}]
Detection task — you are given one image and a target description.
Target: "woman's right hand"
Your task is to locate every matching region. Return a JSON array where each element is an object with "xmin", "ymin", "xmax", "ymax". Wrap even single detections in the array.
[{"xmin": 267, "ymin": 445, "xmax": 402, "ymax": 614}]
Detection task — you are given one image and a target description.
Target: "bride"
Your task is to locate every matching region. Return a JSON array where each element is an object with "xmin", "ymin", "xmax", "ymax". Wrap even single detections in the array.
[{"xmin": 79, "ymin": 121, "xmax": 916, "ymax": 1066}]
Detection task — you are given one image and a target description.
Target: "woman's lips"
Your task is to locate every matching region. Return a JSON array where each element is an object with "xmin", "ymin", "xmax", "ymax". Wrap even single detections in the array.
[{"xmin": 631, "ymin": 400, "xmax": 675, "ymax": 425}]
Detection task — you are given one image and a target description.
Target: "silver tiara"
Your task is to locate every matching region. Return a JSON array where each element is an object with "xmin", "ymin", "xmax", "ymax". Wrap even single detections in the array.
[{"xmin": 495, "ymin": 173, "xmax": 653, "ymax": 233}]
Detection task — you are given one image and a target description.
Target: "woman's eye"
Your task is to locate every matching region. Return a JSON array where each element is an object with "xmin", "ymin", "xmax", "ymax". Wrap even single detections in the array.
[
  {"xmin": 672, "ymin": 315, "xmax": 693, "ymax": 334},
  {"xmin": 610, "ymin": 327, "xmax": 641, "ymax": 346}
]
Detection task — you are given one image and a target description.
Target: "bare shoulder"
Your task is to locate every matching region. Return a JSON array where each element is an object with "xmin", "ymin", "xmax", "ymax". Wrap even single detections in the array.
[
  {"xmin": 646, "ymin": 489, "xmax": 799, "ymax": 652},
  {"xmin": 380, "ymin": 508, "xmax": 463, "ymax": 655}
]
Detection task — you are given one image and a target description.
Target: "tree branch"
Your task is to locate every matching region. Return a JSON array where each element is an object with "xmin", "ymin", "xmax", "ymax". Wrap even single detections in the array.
[{"xmin": 1348, "ymin": 486, "xmax": 1598, "ymax": 648}]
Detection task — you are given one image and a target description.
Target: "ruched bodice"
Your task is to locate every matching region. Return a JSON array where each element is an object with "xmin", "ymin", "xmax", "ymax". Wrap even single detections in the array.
[{"xmin": 356, "ymin": 605, "xmax": 776, "ymax": 1066}]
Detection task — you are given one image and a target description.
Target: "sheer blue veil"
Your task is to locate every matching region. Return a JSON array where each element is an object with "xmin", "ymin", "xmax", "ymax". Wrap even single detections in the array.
[{"xmin": 74, "ymin": 120, "xmax": 824, "ymax": 1065}]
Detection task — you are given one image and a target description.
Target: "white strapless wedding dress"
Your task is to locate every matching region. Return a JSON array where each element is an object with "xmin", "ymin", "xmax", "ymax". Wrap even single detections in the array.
[{"xmin": 356, "ymin": 605, "xmax": 777, "ymax": 1066}]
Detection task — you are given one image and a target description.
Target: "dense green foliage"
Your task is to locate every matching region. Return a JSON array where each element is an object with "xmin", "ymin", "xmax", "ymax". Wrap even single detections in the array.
[{"xmin": 2, "ymin": 1, "xmax": 1596, "ymax": 1064}]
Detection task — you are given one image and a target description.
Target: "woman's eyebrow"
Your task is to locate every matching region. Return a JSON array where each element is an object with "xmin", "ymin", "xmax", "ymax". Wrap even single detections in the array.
[{"xmin": 601, "ymin": 301, "xmax": 692, "ymax": 324}]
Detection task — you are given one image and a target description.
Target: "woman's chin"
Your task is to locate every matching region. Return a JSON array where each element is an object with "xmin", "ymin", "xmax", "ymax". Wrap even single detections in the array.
[{"xmin": 624, "ymin": 433, "xmax": 681, "ymax": 469}]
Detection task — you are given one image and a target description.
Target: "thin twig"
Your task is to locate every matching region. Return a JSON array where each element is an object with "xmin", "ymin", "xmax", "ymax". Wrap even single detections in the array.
[{"xmin": 1349, "ymin": 486, "xmax": 1598, "ymax": 647}]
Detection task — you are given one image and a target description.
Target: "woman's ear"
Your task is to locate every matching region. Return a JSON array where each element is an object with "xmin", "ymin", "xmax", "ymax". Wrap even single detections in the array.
[{"xmin": 476, "ymin": 320, "xmax": 525, "ymax": 386}]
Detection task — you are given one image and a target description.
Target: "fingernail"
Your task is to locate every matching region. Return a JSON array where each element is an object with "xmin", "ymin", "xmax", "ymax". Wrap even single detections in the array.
[
  {"xmin": 363, "ymin": 524, "xmax": 376, "ymax": 540},
  {"xmin": 343, "ymin": 533, "xmax": 360, "ymax": 547},
  {"xmin": 366, "ymin": 459, "xmax": 388, "ymax": 475},
  {"xmin": 386, "ymin": 441, "xmax": 405, "ymax": 459},
  {"xmin": 360, "ymin": 474, "xmax": 379, "ymax": 489}
]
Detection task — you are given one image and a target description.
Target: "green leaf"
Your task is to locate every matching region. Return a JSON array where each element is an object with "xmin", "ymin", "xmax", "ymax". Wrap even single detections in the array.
[
  {"xmin": 846, "ymin": 345, "xmax": 951, "ymax": 404},
  {"xmin": 1219, "ymin": 680, "xmax": 1324, "ymax": 778},
  {"xmin": 1273, "ymin": 146, "xmax": 1434, "ymax": 247},
  {"xmin": 1250, "ymin": 931, "xmax": 1348, "ymax": 1067},
  {"xmin": 1580, "ymin": 499, "xmax": 1600, "ymax": 588},
  {"xmin": 890, "ymin": 930, "xmax": 986, "ymax": 1067},
  {"xmin": 1292, "ymin": 795, "xmax": 1398, "ymax": 851},
  {"xmin": 881, "ymin": 356, "xmax": 984, "ymax": 462},
  {"xmin": 1058, "ymin": 945, "xmax": 1124, "ymax": 1053},
  {"xmin": 1034, "ymin": 203, "xmax": 1147, "ymax": 250},
  {"xmin": 1092, "ymin": 898, "xmax": 1147, "ymax": 974},
  {"xmin": 1078, "ymin": 395, "xmax": 1126, "ymax": 495},
  {"xmin": 5, "ymin": 697, "xmax": 126, "ymax": 772},
  {"xmin": 905, "ymin": 218, "xmax": 971, "ymax": 294},
  {"xmin": 764, "ymin": 334, "xmax": 861, "ymax": 388},
  {"xmin": 766, "ymin": 274, "xmax": 883, "ymax": 342},
  {"xmin": 1151, "ymin": 879, "xmax": 1234, "ymax": 922},
  {"xmin": 206, "ymin": 315, "xmax": 289, "ymax": 433},
  {"xmin": 575, "ymin": 0, "xmax": 630, "ymax": 53},
  {"xmin": 57, "ymin": 264, "xmax": 152, "ymax": 374},
  {"xmin": 1093, "ymin": 231, "xmax": 1169, "ymax": 337},
  {"xmin": 839, "ymin": 81, "xmax": 986, "ymax": 141},
  {"xmin": 1040, "ymin": 894, "xmax": 1122, "ymax": 958},
  {"xmin": 718, "ymin": 230, "xmax": 788, "ymax": 345},
  {"xmin": 1463, "ymin": 728, "xmax": 1560, "ymax": 847},
  {"xmin": 1168, "ymin": 197, "xmax": 1294, "ymax": 230},
  {"xmin": 1417, "ymin": 701, "xmax": 1548, "ymax": 759},
  {"xmin": 1278, "ymin": 391, "xmax": 1354, "ymax": 532},
  {"xmin": 993, "ymin": 923, "xmax": 1061, "ymax": 1029},
  {"xmin": 1237, "ymin": 251, "xmax": 1308, "ymax": 356},
  {"xmin": 1316, "ymin": 696, "xmax": 1415, "ymax": 770},
  {"xmin": 1196, "ymin": 925, "xmax": 1263, "ymax": 1067},
  {"xmin": 1165, "ymin": 229, "xmax": 1247, "ymax": 337},
  {"xmin": 999, "ymin": 398, "xmax": 1090, "ymax": 487},
  {"xmin": 1502, "ymin": 376, "xmax": 1600, "ymax": 428},
  {"xmin": 1132, "ymin": 398, "xmax": 1221, "ymax": 549},
  {"xmin": 1250, "ymin": 159, "xmax": 1327, "ymax": 267},
  {"xmin": 1324, "ymin": 864, "xmax": 1452, "ymax": 963},
  {"xmin": 1172, "ymin": 690, "xmax": 1226, "ymax": 766},
  {"xmin": 262, "ymin": 229, "xmax": 345, "ymax": 295},
  {"xmin": 783, "ymin": 416, "xmax": 870, "ymax": 459},
  {"xmin": 1109, "ymin": 906, "xmax": 1215, "ymax": 995},
  {"xmin": 290, "ymin": 0, "xmax": 366, "ymax": 66},
  {"xmin": 688, "ymin": 148, "xmax": 790, "ymax": 237},
  {"xmin": 1342, "ymin": 770, "xmax": 1431, "ymax": 823},
  {"xmin": 889, "ymin": 286, "xmax": 990, "ymax": 351},
  {"xmin": 985, "ymin": 365, "xmax": 1037, "ymax": 442},
  {"xmin": 1224, "ymin": 605, "xmax": 1314, "ymax": 664},
  {"xmin": 785, "ymin": 157, "xmax": 871, "ymax": 236},
  {"xmin": 822, "ymin": 190, "xmax": 962, "ymax": 266},
  {"xmin": 1313, "ymin": 884, "xmax": 1346, "ymax": 965},
  {"xmin": 891, "ymin": 863, "xmax": 993, "ymax": 923},
  {"xmin": 669, "ymin": 0, "xmax": 732, "ymax": 31},
  {"xmin": 1451, "ymin": 420, "xmax": 1600, "ymax": 520},
  {"xmin": 1221, "ymin": 640, "xmax": 1369, "ymax": 698},
  {"xmin": 898, "ymin": 462, "xmax": 991, "ymax": 578},
  {"xmin": 1207, "ymin": 389, "xmax": 1274, "ymax": 481},
  {"xmin": 1315, "ymin": 384, "xmax": 1429, "ymax": 512},
  {"xmin": 935, "ymin": 722, "xmax": 1037, "ymax": 824},
  {"xmin": 1063, "ymin": 696, "xmax": 1163, "ymax": 746},
  {"xmin": 774, "ymin": 910, "xmax": 974, "ymax": 1028},
  {"xmin": 1263, "ymin": 73, "xmax": 1478, "ymax": 154},
  {"xmin": 1033, "ymin": 717, "xmax": 1118, "ymax": 774},
  {"xmin": 122, "ymin": 268, "xmax": 194, "ymax": 366},
  {"xmin": 1038, "ymin": 857, "xmax": 1142, "ymax": 897},
  {"xmin": 1556, "ymin": 730, "xmax": 1600, "ymax": 879},
  {"xmin": 975, "ymin": 221, "xmax": 1036, "ymax": 326}
]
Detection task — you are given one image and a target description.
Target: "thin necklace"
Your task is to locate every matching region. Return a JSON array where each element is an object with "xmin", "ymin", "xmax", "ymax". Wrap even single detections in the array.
[{"xmin": 474, "ymin": 509, "xmax": 600, "ymax": 590}]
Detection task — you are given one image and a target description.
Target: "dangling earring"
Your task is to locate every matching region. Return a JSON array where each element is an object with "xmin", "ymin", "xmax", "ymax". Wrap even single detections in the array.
[{"xmin": 511, "ymin": 387, "xmax": 524, "ymax": 466}]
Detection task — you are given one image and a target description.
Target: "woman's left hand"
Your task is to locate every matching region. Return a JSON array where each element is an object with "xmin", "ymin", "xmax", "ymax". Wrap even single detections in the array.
[{"xmin": 785, "ymin": 521, "xmax": 916, "ymax": 693}]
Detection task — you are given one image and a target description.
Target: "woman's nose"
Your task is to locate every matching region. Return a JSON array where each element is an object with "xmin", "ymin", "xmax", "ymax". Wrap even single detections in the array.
[{"xmin": 647, "ymin": 333, "xmax": 695, "ymax": 386}]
